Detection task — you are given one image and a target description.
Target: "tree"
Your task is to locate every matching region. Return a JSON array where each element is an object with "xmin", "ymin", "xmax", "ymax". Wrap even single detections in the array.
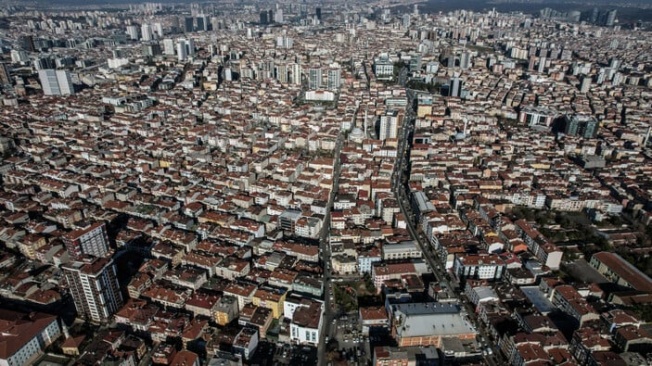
[
  {"xmin": 406, "ymin": 79, "xmax": 441, "ymax": 93},
  {"xmin": 363, "ymin": 273, "xmax": 376, "ymax": 294}
]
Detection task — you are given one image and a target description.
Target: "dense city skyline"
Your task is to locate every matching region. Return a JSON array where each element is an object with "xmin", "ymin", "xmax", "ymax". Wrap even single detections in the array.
[{"xmin": 0, "ymin": 0, "xmax": 651, "ymax": 366}]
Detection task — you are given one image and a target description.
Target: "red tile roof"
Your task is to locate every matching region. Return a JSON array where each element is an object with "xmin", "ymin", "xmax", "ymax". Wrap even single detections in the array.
[{"xmin": 0, "ymin": 309, "xmax": 58, "ymax": 359}]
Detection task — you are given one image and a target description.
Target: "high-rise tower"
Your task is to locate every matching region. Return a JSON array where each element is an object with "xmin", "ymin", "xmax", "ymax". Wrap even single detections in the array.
[
  {"xmin": 63, "ymin": 256, "xmax": 123, "ymax": 323},
  {"xmin": 38, "ymin": 69, "xmax": 74, "ymax": 96},
  {"xmin": 62, "ymin": 222, "xmax": 110, "ymax": 260}
]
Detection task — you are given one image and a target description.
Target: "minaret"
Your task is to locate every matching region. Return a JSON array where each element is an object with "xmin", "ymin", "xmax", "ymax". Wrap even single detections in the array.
[{"xmin": 62, "ymin": 322, "xmax": 71, "ymax": 338}]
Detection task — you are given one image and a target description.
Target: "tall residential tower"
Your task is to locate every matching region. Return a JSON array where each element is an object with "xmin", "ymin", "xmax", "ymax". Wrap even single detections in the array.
[
  {"xmin": 63, "ymin": 256, "xmax": 123, "ymax": 323},
  {"xmin": 38, "ymin": 69, "xmax": 74, "ymax": 96}
]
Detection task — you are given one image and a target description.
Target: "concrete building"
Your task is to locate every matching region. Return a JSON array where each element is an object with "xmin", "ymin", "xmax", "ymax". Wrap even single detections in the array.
[
  {"xmin": 580, "ymin": 76, "xmax": 592, "ymax": 93},
  {"xmin": 562, "ymin": 114, "xmax": 599, "ymax": 139},
  {"xmin": 331, "ymin": 253, "xmax": 357, "ymax": 274},
  {"xmin": 358, "ymin": 248, "xmax": 382, "ymax": 274},
  {"xmin": 215, "ymin": 295, "xmax": 239, "ymax": 326},
  {"xmin": 163, "ymin": 38, "xmax": 175, "ymax": 55},
  {"xmin": 62, "ymin": 256, "xmax": 123, "ymax": 323},
  {"xmin": 449, "ymin": 76, "xmax": 463, "ymax": 97},
  {"xmin": 373, "ymin": 346, "xmax": 440, "ymax": 366},
  {"xmin": 61, "ymin": 222, "xmax": 110, "ymax": 260},
  {"xmin": 466, "ymin": 285, "xmax": 500, "ymax": 307},
  {"xmin": 373, "ymin": 55, "xmax": 394, "ymax": 80},
  {"xmin": 38, "ymin": 69, "xmax": 74, "ymax": 96},
  {"xmin": 278, "ymin": 209, "xmax": 302, "ymax": 232},
  {"xmin": 378, "ymin": 110, "xmax": 401, "ymax": 141},
  {"xmin": 518, "ymin": 107, "xmax": 556, "ymax": 128},
  {"xmin": 252, "ymin": 287, "xmax": 287, "ymax": 319},
  {"xmin": 289, "ymin": 299, "xmax": 323, "ymax": 345},
  {"xmin": 453, "ymin": 254, "xmax": 505, "ymax": 281},
  {"xmin": 0, "ymin": 310, "xmax": 61, "ymax": 366},
  {"xmin": 460, "ymin": 51, "xmax": 471, "ymax": 70},
  {"xmin": 590, "ymin": 252, "xmax": 652, "ymax": 293},
  {"xmin": 153, "ymin": 22, "xmax": 164, "ymax": 37},
  {"xmin": 141, "ymin": 24, "xmax": 153, "ymax": 41},
  {"xmin": 327, "ymin": 67, "xmax": 341, "ymax": 90},
  {"xmin": 308, "ymin": 68, "xmax": 322, "ymax": 90},
  {"xmin": 233, "ymin": 326, "xmax": 258, "ymax": 360},
  {"xmin": 613, "ymin": 325, "xmax": 652, "ymax": 353},
  {"xmin": 382, "ymin": 241, "xmax": 422, "ymax": 261},
  {"xmin": 389, "ymin": 302, "xmax": 476, "ymax": 347},
  {"xmin": 126, "ymin": 25, "xmax": 139, "ymax": 40},
  {"xmin": 289, "ymin": 63, "xmax": 301, "ymax": 85},
  {"xmin": 372, "ymin": 261, "xmax": 428, "ymax": 289},
  {"xmin": 359, "ymin": 306, "xmax": 389, "ymax": 335},
  {"xmin": 177, "ymin": 38, "xmax": 194, "ymax": 62},
  {"xmin": 551, "ymin": 285, "xmax": 600, "ymax": 326}
]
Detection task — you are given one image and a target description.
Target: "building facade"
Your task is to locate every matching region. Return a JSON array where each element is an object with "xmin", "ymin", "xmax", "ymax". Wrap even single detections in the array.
[
  {"xmin": 0, "ymin": 310, "xmax": 61, "ymax": 366},
  {"xmin": 38, "ymin": 69, "xmax": 74, "ymax": 96},
  {"xmin": 62, "ymin": 256, "xmax": 124, "ymax": 323},
  {"xmin": 62, "ymin": 222, "xmax": 110, "ymax": 259}
]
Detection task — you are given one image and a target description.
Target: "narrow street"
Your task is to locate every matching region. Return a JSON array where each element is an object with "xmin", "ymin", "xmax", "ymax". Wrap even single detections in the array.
[
  {"xmin": 317, "ymin": 132, "xmax": 344, "ymax": 366},
  {"xmin": 394, "ymin": 89, "xmax": 501, "ymax": 366}
]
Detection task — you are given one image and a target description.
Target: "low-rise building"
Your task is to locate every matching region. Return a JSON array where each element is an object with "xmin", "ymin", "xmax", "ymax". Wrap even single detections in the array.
[
  {"xmin": 453, "ymin": 254, "xmax": 505, "ymax": 281},
  {"xmin": 331, "ymin": 253, "xmax": 358, "ymax": 274},
  {"xmin": 358, "ymin": 247, "xmax": 382, "ymax": 274},
  {"xmin": 382, "ymin": 241, "xmax": 422, "ymax": 261},
  {"xmin": 0, "ymin": 309, "xmax": 61, "ymax": 366},
  {"xmin": 360, "ymin": 306, "xmax": 389, "ymax": 335},
  {"xmin": 373, "ymin": 346, "xmax": 440, "ymax": 366},
  {"xmin": 589, "ymin": 252, "xmax": 652, "ymax": 293},
  {"xmin": 290, "ymin": 299, "xmax": 323, "ymax": 345},
  {"xmin": 215, "ymin": 295, "xmax": 240, "ymax": 326},
  {"xmin": 216, "ymin": 256, "xmax": 251, "ymax": 280},
  {"xmin": 223, "ymin": 282, "xmax": 257, "ymax": 311},
  {"xmin": 293, "ymin": 275, "xmax": 323, "ymax": 298},
  {"xmin": 233, "ymin": 326, "xmax": 259, "ymax": 360},
  {"xmin": 252, "ymin": 286, "xmax": 287, "ymax": 319},
  {"xmin": 389, "ymin": 302, "xmax": 476, "ymax": 348},
  {"xmin": 613, "ymin": 325, "xmax": 652, "ymax": 353},
  {"xmin": 551, "ymin": 285, "xmax": 600, "ymax": 326},
  {"xmin": 372, "ymin": 260, "xmax": 428, "ymax": 289},
  {"xmin": 185, "ymin": 291, "xmax": 220, "ymax": 318},
  {"xmin": 170, "ymin": 350, "xmax": 200, "ymax": 366},
  {"xmin": 114, "ymin": 299, "xmax": 159, "ymax": 332}
]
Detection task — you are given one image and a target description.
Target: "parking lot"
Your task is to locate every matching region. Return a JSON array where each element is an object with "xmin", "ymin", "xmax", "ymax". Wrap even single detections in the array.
[
  {"xmin": 249, "ymin": 341, "xmax": 318, "ymax": 366},
  {"xmin": 334, "ymin": 315, "xmax": 361, "ymax": 345},
  {"xmin": 289, "ymin": 345, "xmax": 318, "ymax": 365},
  {"xmin": 329, "ymin": 314, "xmax": 369, "ymax": 365},
  {"xmin": 563, "ymin": 258, "xmax": 608, "ymax": 284}
]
